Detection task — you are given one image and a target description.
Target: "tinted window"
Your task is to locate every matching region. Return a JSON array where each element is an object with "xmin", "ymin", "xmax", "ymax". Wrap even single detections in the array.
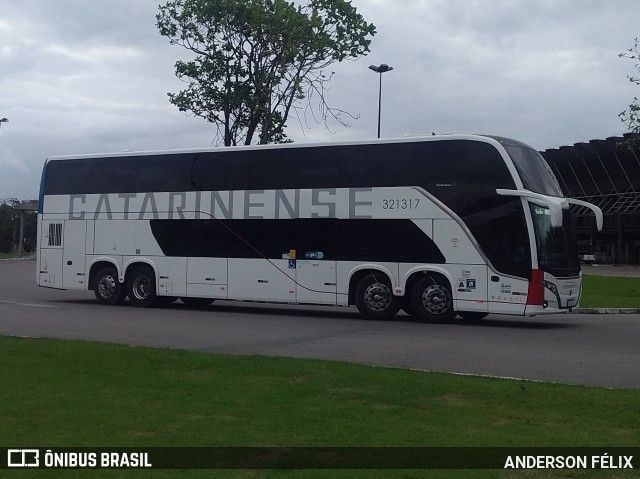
[
  {"xmin": 191, "ymin": 140, "xmax": 516, "ymax": 205},
  {"xmin": 150, "ymin": 218, "xmax": 445, "ymax": 264},
  {"xmin": 465, "ymin": 197, "xmax": 531, "ymax": 279},
  {"xmin": 44, "ymin": 159, "xmax": 91, "ymax": 195},
  {"xmin": 530, "ymin": 205, "xmax": 580, "ymax": 277},
  {"xmin": 505, "ymin": 145, "xmax": 564, "ymax": 197},
  {"xmin": 46, "ymin": 140, "xmax": 516, "ymax": 204},
  {"xmin": 44, "ymin": 154, "xmax": 194, "ymax": 195}
]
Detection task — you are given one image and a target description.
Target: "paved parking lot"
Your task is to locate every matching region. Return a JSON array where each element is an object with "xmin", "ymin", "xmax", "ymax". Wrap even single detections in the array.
[
  {"xmin": 581, "ymin": 263, "xmax": 640, "ymax": 277},
  {"xmin": 1, "ymin": 259, "xmax": 640, "ymax": 388}
]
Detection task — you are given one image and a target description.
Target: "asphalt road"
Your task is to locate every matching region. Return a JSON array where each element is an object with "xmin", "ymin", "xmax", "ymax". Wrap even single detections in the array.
[{"xmin": 1, "ymin": 259, "xmax": 639, "ymax": 389}]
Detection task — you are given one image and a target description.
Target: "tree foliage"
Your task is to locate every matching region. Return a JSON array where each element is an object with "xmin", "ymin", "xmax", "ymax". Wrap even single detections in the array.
[
  {"xmin": 619, "ymin": 38, "xmax": 640, "ymax": 147},
  {"xmin": 157, "ymin": 0, "xmax": 376, "ymax": 145},
  {"xmin": 0, "ymin": 199, "xmax": 36, "ymax": 255}
]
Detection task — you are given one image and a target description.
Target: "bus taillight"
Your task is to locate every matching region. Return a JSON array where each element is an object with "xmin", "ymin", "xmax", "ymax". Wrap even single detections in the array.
[{"xmin": 527, "ymin": 269, "xmax": 545, "ymax": 306}]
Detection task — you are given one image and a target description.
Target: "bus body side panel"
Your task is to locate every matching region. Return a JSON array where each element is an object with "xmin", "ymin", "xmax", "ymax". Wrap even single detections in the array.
[
  {"xmin": 428, "ymin": 219, "xmax": 492, "ymax": 314},
  {"xmin": 186, "ymin": 257, "xmax": 229, "ymax": 299},
  {"xmin": 448, "ymin": 265, "xmax": 488, "ymax": 314},
  {"xmin": 487, "ymin": 275, "xmax": 529, "ymax": 315},
  {"xmin": 228, "ymin": 258, "xmax": 296, "ymax": 303},
  {"xmin": 94, "ymin": 220, "xmax": 135, "ymax": 256},
  {"xmin": 150, "ymin": 256, "xmax": 188, "ymax": 297},
  {"xmin": 36, "ymin": 213, "xmax": 42, "ymax": 285},
  {"xmin": 295, "ymin": 260, "xmax": 337, "ymax": 305},
  {"xmin": 62, "ymin": 220, "xmax": 87, "ymax": 289},
  {"xmin": 38, "ymin": 248, "xmax": 63, "ymax": 289},
  {"xmin": 38, "ymin": 218, "xmax": 64, "ymax": 289}
]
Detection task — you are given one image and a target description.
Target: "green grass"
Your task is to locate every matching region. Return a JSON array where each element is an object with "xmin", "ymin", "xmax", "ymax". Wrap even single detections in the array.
[
  {"xmin": 1, "ymin": 336, "xmax": 639, "ymax": 478},
  {"xmin": 581, "ymin": 275, "xmax": 640, "ymax": 308},
  {"xmin": 0, "ymin": 251, "xmax": 20, "ymax": 259}
]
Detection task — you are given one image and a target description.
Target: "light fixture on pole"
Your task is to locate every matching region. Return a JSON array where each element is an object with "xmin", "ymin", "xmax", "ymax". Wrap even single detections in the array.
[
  {"xmin": 0, "ymin": 118, "xmax": 8, "ymax": 137},
  {"xmin": 368, "ymin": 64, "xmax": 393, "ymax": 138}
]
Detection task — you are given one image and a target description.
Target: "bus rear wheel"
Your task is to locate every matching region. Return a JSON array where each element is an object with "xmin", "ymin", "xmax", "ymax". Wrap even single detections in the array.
[
  {"xmin": 127, "ymin": 266, "xmax": 157, "ymax": 308},
  {"xmin": 94, "ymin": 266, "xmax": 126, "ymax": 306},
  {"xmin": 355, "ymin": 274, "xmax": 400, "ymax": 320},
  {"xmin": 411, "ymin": 275, "xmax": 456, "ymax": 323}
]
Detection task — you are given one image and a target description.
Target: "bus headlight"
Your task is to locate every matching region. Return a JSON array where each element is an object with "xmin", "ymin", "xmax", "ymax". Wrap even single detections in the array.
[{"xmin": 542, "ymin": 280, "xmax": 558, "ymax": 296}]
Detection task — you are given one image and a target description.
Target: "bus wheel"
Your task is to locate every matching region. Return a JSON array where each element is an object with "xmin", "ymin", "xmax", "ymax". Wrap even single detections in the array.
[
  {"xmin": 181, "ymin": 297, "xmax": 215, "ymax": 307},
  {"xmin": 94, "ymin": 266, "xmax": 126, "ymax": 306},
  {"xmin": 355, "ymin": 274, "xmax": 400, "ymax": 320},
  {"xmin": 127, "ymin": 266, "xmax": 157, "ymax": 308},
  {"xmin": 411, "ymin": 275, "xmax": 456, "ymax": 323},
  {"xmin": 458, "ymin": 311, "xmax": 488, "ymax": 321}
]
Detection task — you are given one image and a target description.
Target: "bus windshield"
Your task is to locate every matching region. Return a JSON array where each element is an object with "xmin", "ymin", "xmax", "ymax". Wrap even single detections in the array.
[
  {"xmin": 504, "ymin": 145, "xmax": 564, "ymax": 197},
  {"xmin": 529, "ymin": 204, "xmax": 580, "ymax": 278}
]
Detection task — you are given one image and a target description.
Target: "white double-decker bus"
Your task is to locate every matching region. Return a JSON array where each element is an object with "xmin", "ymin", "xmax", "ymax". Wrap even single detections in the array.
[{"xmin": 36, "ymin": 135, "xmax": 602, "ymax": 322}]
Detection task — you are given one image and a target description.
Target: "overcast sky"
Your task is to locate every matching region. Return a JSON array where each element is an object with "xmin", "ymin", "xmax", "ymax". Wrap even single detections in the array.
[{"xmin": 1, "ymin": 0, "xmax": 638, "ymax": 200}]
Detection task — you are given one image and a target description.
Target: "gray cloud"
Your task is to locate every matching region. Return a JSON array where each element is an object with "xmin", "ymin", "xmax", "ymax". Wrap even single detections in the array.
[{"xmin": 1, "ymin": 0, "xmax": 638, "ymax": 200}]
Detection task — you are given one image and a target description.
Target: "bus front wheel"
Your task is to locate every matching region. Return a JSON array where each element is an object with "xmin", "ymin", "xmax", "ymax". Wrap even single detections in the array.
[
  {"xmin": 127, "ymin": 266, "xmax": 157, "ymax": 308},
  {"xmin": 411, "ymin": 275, "xmax": 456, "ymax": 323},
  {"xmin": 355, "ymin": 274, "xmax": 400, "ymax": 320},
  {"xmin": 94, "ymin": 266, "xmax": 126, "ymax": 306}
]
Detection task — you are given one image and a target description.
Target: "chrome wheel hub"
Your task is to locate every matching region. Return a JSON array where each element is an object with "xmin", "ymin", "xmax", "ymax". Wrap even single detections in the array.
[
  {"xmin": 132, "ymin": 276, "xmax": 151, "ymax": 300},
  {"xmin": 364, "ymin": 282, "xmax": 392, "ymax": 311},
  {"xmin": 97, "ymin": 275, "xmax": 116, "ymax": 299},
  {"xmin": 421, "ymin": 284, "xmax": 452, "ymax": 315}
]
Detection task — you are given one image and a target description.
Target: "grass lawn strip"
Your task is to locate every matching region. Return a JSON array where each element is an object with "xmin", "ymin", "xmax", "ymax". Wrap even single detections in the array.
[
  {"xmin": 2, "ymin": 336, "xmax": 639, "ymax": 478},
  {"xmin": 580, "ymin": 275, "xmax": 640, "ymax": 309}
]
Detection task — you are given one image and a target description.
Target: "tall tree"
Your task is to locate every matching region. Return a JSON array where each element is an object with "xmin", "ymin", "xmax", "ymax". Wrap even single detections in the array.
[
  {"xmin": 157, "ymin": 0, "xmax": 376, "ymax": 146},
  {"xmin": 619, "ymin": 38, "xmax": 640, "ymax": 144},
  {"xmin": 0, "ymin": 199, "xmax": 19, "ymax": 253}
]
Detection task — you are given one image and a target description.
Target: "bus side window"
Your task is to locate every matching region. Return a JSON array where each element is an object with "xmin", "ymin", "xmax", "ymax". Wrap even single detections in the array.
[{"xmin": 466, "ymin": 198, "xmax": 531, "ymax": 279}]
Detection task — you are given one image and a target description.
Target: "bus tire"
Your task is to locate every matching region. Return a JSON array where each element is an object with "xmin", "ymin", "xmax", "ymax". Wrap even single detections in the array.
[
  {"xmin": 94, "ymin": 266, "xmax": 126, "ymax": 306},
  {"xmin": 355, "ymin": 273, "xmax": 400, "ymax": 320},
  {"xmin": 458, "ymin": 311, "xmax": 488, "ymax": 321},
  {"xmin": 181, "ymin": 297, "xmax": 215, "ymax": 307},
  {"xmin": 411, "ymin": 275, "xmax": 456, "ymax": 323},
  {"xmin": 127, "ymin": 266, "xmax": 157, "ymax": 308}
]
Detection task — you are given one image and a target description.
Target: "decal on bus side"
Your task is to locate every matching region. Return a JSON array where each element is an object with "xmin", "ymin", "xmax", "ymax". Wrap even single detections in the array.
[{"xmin": 50, "ymin": 187, "xmax": 450, "ymax": 221}]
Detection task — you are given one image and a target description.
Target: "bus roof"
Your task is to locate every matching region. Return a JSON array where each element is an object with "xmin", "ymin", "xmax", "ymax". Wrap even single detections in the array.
[{"xmin": 43, "ymin": 133, "xmax": 528, "ymax": 163}]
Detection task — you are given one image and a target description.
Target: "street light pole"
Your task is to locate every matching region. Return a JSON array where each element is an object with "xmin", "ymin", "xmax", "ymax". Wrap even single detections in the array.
[{"xmin": 368, "ymin": 64, "xmax": 393, "ymax": 138}]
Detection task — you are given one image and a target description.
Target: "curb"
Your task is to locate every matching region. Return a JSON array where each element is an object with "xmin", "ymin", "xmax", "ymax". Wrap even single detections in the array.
[{"xmin": 576, "ymin": 308, "xmax": 640, "ymax": 314}]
